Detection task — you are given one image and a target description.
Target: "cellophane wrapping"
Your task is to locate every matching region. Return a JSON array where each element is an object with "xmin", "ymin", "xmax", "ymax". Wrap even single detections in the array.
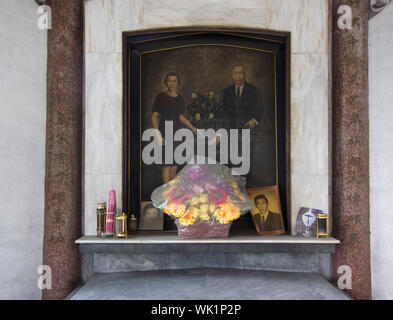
[{"xmin": 151, "ymin": 162, "xmax": 254, "ymax": 238}]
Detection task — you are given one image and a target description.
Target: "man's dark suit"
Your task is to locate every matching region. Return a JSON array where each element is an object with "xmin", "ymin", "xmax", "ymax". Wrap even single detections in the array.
[
  {"xmin": 221, "ymin": 81, "xmax": 264, "ymax": 129},
  {"xmin": 220, "ymin": 81, "xmax": 264, "ymax": 172},
  {"xmin": 253, "ymin": 211, "xmax": 283, "ymax": 232}
]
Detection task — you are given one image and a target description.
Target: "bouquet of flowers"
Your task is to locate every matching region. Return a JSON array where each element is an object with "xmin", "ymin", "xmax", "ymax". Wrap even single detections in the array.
[
  {"xmin": 188, "ymin": 91, "xmax": 221, "ymax": 130},
  {"xmin": 151, "ymin": 161, "xmax": 254, "ymax": 238}
]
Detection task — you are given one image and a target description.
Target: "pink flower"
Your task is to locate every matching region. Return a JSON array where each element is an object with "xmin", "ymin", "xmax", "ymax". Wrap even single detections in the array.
[
  {"xmin": 209, "ymin": 188, "xmax": 228, "ymax": 205},
  {"xmin": 168, "ymin": 187, "xmax": 190, "ymax": 204},
  {"xmin": 187, "ymin": 165, "xmax": 207, "ymax": 180}
]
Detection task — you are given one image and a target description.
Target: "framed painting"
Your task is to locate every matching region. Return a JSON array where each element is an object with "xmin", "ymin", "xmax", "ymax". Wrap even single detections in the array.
[{"xmin": 123, "ymin": 28, "xmax": 290, "ymax": 231}]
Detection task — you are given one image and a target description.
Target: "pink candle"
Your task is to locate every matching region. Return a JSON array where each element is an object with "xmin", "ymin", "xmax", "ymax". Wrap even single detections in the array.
[
  {"xmin": 107, "ymin": 190, "xmax": 116, "ymax": 213},
  {"xmin": 105, "ymin": 213, "xmax": 114, "ymax": 234},
  {"xmin": 105, "ymin": 190, "xmax": 116, "ymax": 234}
]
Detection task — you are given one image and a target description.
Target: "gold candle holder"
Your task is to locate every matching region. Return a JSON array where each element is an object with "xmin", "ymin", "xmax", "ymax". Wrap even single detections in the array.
[
  {"xmin": 114, "ymin": 212, "xmax": 128, "ymax": 239},
  {"xmin": 316, "ymin": 213, "xmax": 328, "ymax": 238},
  {"xmin": 96, "ymin": 202, "xmax": 106, "ymax": 237}
]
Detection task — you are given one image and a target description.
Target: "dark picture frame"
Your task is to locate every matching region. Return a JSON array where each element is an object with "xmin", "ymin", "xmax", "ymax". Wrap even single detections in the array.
[
  {"xmin": 247, "ymin": 185, "xmax": 285, "ymax": 235},
  {"xmin": 122, "ymin": 27, "xmax": 290, "ymax": 232}
]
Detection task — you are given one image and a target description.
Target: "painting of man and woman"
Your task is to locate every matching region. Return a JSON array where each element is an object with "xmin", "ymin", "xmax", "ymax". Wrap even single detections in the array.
[{"xmin": 140, "ymin": 45, "xmax": 277, "ymax": 201}]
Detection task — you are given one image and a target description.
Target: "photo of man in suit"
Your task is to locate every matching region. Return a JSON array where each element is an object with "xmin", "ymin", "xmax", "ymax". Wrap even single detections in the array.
[{"xmin": 253, "ymin": 194, "xmax": 283, "ymax": 232}]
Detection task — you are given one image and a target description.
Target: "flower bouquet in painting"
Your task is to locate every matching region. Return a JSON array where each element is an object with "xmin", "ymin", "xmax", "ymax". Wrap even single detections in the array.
[
  {"xmin": 151, "ymin": 161, "xmax": 254, "ymax": 239},
  {"xmin": 188, "ymin": 90, "xmax": 221, "ymax": 130}
]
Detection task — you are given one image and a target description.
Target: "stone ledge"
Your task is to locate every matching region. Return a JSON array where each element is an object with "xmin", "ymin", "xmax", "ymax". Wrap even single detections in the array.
[{"xmin": 76, "ymin": 235, "xmax": 339, "ymax": 254}]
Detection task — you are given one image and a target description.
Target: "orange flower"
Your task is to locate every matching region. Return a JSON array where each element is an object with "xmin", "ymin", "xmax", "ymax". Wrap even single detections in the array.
[
  {"xmin": 164, "ymin": 203, "xmax": 187, "ymax": 218},
  {"xmin": 214, "ymin": 200, "xmax": 241, "ymax": 224},
  {"xmin": 178, "ymin": 210, "xmax": 196, "ymax": 226}
]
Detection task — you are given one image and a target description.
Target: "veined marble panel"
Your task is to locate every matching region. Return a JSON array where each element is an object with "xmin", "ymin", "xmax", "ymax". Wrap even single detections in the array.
[
  {"xmin": 85, "ymin": 0, "xmax": 147, "ymax": 53},
  {"xmin": 85, "ymin": 53, "xmax": 122, "ymax": 175},
  {"xmin": 290, "ymin": 174, "xmax": 329, "ymax": 235},
  {"xmin": 83, "ymin": 0, "xmax": 331, "ymax": 235},
  {"xmin": 146, "ymin": 0, "xmax": 266, "ymax": 29},
  {"xmin": 84, "ymin": 174, "xmax": 122, "ymax": 235},
  {"xmin": 265, "ymin": 0, "xmax": 329, "ymax": 53},
  {"xmin": 290, "ymin": 53, "xmax": 329, "ymax": 175},
  {"xmin": 84, "ymin": 0, "xmax": 329, "ymax": 53}
]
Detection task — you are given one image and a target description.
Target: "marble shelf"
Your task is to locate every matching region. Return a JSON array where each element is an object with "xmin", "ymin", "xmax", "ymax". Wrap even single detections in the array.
[
  {"xmin": 76, "ymin": 234, "xmax": 339, "ymax": 245},
  {"xmin": 76, "ymin": 234, "xmax": 339, "ymax": 254}
]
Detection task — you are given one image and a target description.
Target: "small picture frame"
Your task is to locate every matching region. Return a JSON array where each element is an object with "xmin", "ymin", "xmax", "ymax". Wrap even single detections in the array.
[
  {"xmin": 138, "ymin": 201, "xmax": 164, "ymax": 231},
  {"xmin": 247, "ymin": 185, "xmax": 285, "ymax": 235}
]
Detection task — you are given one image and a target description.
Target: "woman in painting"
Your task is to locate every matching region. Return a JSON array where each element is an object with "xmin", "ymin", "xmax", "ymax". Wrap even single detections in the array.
[{"xmin": 152, "ymin": 72, "xmax": 197, "ymax": 184}]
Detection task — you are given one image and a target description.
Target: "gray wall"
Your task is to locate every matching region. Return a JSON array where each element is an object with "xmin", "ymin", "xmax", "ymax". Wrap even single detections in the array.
[
  {"xmin": 0, "ymin": 0, "xmax": 47, "ymax": 299},
  {"xmin": 369, "ymin": 4, "xmax": 393, "ymax": 300}
]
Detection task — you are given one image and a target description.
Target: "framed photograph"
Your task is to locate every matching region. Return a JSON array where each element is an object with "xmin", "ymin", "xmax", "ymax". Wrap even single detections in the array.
[
  {"xmin": 123, "ymin": 28, "xmax": 289, "ymax": 231},
  {"xmin": 138, "ymin": 201, "xmax": 164, "ymax": 231},
  {"xmin": 247, "ymin": 185, "xmax": 285, "ymax": 235}
]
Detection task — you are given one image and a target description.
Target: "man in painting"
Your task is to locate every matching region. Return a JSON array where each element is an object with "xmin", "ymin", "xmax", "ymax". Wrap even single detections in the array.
[
  {"xmin": 221, "ymin": 64, "xmax": 264, "ymax": 131},
  {"xmin": 253, "ymin": 194, "xmax": 283, "ymax": 232},
  {"xmin": 220, "ymin": 64, "xmax": 264, "ymax": 173}
]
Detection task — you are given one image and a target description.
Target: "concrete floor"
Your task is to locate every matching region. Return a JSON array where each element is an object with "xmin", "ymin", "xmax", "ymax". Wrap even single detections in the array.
[{"xmin": 68, "ymin": 268, "xmax": 350, "ymax": 300}]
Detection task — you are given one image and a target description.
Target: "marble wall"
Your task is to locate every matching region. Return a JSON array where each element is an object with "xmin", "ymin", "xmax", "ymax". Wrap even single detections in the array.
[
  {"xmin": 83, "ymin": 0, "xmax": 330, "ymax": 235},
  {"xmin": 369, "ymin": 4, "xmax": 393, "ymax": 300},
  {"xmin": 0, "ymin": 0, "xmax": 47, "ymax": 299}
]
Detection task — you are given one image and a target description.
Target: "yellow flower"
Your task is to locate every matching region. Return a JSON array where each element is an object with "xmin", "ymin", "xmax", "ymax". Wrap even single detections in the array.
[
  {"xmin": 199, "ymin": 212, "xmax": 211, "ymax": 221},
  {"xmin": 199, "ymin": 204, "xmax": 211, "ymax": 221},
  {"xmin": 168, "ymin": 178, "xmax": 180, "ymax": 186},
  {"xmin": 164, "ymin": 203, "xmax": 187, "ymax": 218},
  {"xmin": 199, "ymin": 193, "xmax": 209, "ymax": 204},
  {"xmin": 224, "ymin": 178, "xmax": 239, "ymax": 189},
  {"xmin": 190, "ymin": 196, "xmax": 200, "ymax": 206},
  {"xmin": 199, "ymin": 204, "xmax": 209, "ymax": 214},
  {"xmin": 190, "ymin": 206, "xmax": 201, "ymax": 219}
]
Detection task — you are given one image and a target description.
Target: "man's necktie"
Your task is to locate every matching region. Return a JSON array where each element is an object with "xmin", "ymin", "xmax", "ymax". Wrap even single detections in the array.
[{"xmin": 236, "ymin": 87, "xmax": 240, "ymax": 99}]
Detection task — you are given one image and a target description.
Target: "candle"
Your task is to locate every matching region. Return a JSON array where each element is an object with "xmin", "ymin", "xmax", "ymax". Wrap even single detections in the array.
[
  {"xmin": 105, "ymin": 190, "xmax": 116, "ymax": 235},
  {"xmin": 107, "ymin": 190, "xmax": 116, "ymax": 213}
]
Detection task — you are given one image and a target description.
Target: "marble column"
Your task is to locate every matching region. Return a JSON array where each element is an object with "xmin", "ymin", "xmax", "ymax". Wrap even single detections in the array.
[
  {"xmin": 332, "ymin": 0, "xmax": 371, "ymax": 300},
  {"xmin": 43, "ymin": 0, "xmax": 83, "ymax": 299}
]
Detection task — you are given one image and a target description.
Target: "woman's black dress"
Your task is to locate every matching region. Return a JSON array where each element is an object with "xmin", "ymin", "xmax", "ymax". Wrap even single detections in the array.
[{"xmin": 152, "ymin": 91, "xmax": 186, "ymax": 166}]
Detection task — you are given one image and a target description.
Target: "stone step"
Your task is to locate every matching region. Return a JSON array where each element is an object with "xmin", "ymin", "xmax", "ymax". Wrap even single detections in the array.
[{"xmin": 68, "ymin": 268, "xmax": 350, "ymax": 300}]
